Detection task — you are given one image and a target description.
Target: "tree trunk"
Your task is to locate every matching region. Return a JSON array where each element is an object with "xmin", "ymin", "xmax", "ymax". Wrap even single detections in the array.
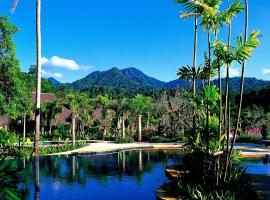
[
  {"xmin": 206, "ymin": 31, "xmax": 211, "ymax": 152},
  {"xmin": 224, "ymin": 0, "xmax": 233, "ymax": 180},
  {"xmin": 23, "ymin": 114, "xmax": 26, "ymax": 147},
  {"xmin": 146, "ymin": 111, "xmax": 150, "ymax": 129},
  {"xmin": 228, "ymin": 0, "xmax": 249, "ymax": 167},
  {"xmin": 192, "ymin": 16, "xmax": 198, "ymax": 136},
  {"xmin": 138, "ymin": 115, "xmax": 142, "ymax": 142},
  {"xmin": 34, "ymin": 0, "xmax": 41, "ymax": 156},
  {"xmin": 72, "ymin": 116, "xmax": 76, "ymax": 146},
  {"xmin": 122, "ymin": 114, "xmax": 125, "ymax": 139}
]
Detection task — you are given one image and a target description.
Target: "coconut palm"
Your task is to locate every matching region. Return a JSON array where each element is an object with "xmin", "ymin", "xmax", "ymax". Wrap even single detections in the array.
[
  {"xmin": 64, "ymin": 93, "xmax": 81, "ymax": 146},
  {"xmin": 228, "ymin": 30, "xmax": 260, "ymax": 160},
  {"xmin": 176, "ymin": 0, "xmax": 206, "ymax": 135},
  {"xmin": 33, "ymin": 0, "xmax": 41, "ymax": 156}
]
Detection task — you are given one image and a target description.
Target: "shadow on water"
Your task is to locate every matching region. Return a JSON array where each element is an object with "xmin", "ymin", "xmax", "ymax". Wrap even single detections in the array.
[{"xmin": 3, "ymin": 149, "xmax": 184, "ymax": 200}]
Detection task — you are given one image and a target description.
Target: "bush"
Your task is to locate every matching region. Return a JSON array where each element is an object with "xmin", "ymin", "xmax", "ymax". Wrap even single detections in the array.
[
  {"xmin": 235, "ymin": 134, "xmax": 262, "ymax": 144},
  {"xmin": 84, "ymin": 127, "xmax": 103, "ymax": 140},
  {"xmin": 114, "ymin": 135, "xmax": 134, "ymax": 143},
  {"xmin": 15, "ymin": 142, "xmax": 87, "ymax": 157},
  {"xmin": 0, "ymin": 129, "xmax": 18, "ymax": 155},
  {"xmin": 148, "ymin": 135, "xmax": 172, "ymax": 143},
  {"xmin": 52, "ymin": 124, "xmax": 70, "ymax": 140}
]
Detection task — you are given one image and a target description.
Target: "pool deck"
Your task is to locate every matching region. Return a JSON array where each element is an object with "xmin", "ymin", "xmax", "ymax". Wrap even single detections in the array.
[
  {"xmin": 49, "ymin": 141, "xmax": 270, "ymax": 157},
  {"xmin": 234, "ymin": 143, "xmax": 270, "ymax": 158},
  {"xmin": 50, "ymin": 142, "xmax": 184, "ymax": 155}
]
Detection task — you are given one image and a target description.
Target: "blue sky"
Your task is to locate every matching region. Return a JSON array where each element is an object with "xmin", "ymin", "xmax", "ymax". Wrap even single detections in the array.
[{"xmin": 0, "ymin": 0, "xmax": 269, "ymax": 83}]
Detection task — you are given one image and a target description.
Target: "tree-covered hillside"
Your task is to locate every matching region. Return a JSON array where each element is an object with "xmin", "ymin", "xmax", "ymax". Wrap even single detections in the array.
[{"xmin": 67, "ymin": 67, "xmax": 270, "ymax": 95}]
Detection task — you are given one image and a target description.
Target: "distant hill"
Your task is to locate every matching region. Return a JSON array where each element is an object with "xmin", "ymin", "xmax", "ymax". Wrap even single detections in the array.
[
  {"xmin": 67, "ymin": 67, "xmax": 270, "ymax": 94},
  {"xmin": 166, "ymin": 77, "xmax": 270, "ymax": 93},
  {"xmin": 121, "ymin": 67, "xmax": 165, "ymax": 88},
  {"xmin": 67, "ymin": 67, "xmax": 153, "ymax": 94},
  {"xmin": 47, "ymin": 77, "xmax": 62, "ymax": 88}
]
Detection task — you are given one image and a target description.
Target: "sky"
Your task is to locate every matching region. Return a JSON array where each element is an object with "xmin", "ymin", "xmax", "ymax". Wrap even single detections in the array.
[{"xmin": 0, "ymin": 0, "xmax": 269, "ymax": 83}]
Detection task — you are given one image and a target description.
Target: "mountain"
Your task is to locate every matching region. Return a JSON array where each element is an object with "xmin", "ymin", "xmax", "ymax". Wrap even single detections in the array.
[
  {"xmin": 166, "ymin": 77, "xmax": 270, "ymax": 93},
  {"xmin": 67, "ymin": 67, "xmax": 270, "ymax": 94},
  {"xmin": 121, "ymin": 67, "xmax": 165, "ymax": 88},
  {"xmin": 68, "ymin": 67, "xmax": 153, "ymax": 93},
  {"xmin": 47, "ymin": 77, "xmax": 62, "ymax": 88}
]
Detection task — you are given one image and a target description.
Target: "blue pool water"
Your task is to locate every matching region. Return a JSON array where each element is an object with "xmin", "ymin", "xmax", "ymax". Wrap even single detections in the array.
[
  {"xmin": 12, "ymin": 149, "xmax": 184, "ymax": 200},
  {"xmin": 241, "ymin": 156, "xmax": 270, "ymax": 175}
]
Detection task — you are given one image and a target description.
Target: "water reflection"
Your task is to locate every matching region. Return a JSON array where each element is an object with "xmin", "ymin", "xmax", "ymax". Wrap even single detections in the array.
[
  {"xmin": 241, "ymin": 156, "xmax": 270, "ymax": 175},
  {"xmin": 11, "ymin": 149, "xmax": 183, "ymax": 200}
]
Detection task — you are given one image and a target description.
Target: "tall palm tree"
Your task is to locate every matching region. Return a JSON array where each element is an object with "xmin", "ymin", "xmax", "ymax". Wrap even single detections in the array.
[
  {"xmin": 228, "ymin": 4, "xmax": 260, "ymax": 167},
  {"xmin": 34, "ymin": 0, "xmax": 41, "ymax": 156},
  {"xmin": 65, "ymin": 93, "xmax": 80, "ymax": 146},
  {"xmin": 176, "ymin": 0, "xmax": 204, "ymax": 136}
]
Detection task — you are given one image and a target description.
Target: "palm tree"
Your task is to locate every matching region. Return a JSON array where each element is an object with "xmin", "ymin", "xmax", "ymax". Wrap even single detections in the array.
[
  {"xmin": 228, "ymin": 31, "xmax": 260, "ymax": 172},
  {"xmin": 176, "ymin": 0, "xmax": 204, "ymax": 136},
  {"xmin": 65, "ymin": 93, "xmax": 80, "ymax": 146},
  {"xmin": 34, "ymin": 0, "xmax": 41, "ymax": 156}
]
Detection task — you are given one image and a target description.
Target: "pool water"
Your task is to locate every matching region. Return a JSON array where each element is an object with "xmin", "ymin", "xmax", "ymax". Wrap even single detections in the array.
[
  {"xmin": 12, "ymin": 149, "xmax": 184, "ymax": 200},
  {"xmin": 241, "ymin": 156, "xmax": 270, "ymax": 175}
]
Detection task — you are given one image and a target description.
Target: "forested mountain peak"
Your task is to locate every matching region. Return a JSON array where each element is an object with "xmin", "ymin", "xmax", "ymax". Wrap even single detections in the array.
[{"xmin": 66, "ymin": 67, "xmax": 270, "ymax": 94}]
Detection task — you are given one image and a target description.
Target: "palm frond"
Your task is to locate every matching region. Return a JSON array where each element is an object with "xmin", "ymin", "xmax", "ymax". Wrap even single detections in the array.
[
  {"xmin": 11, "ymin": 0, "xmax": 19, "ymax": 14},
  {"xmin": 234, "ymin": 31, "xmax": 260, "ymax": 63}
]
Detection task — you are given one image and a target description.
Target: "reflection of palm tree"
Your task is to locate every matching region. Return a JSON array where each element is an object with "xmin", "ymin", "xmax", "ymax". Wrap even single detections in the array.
[{"xmin": 34, "ymin": 156, "xmax": 40, "ymax": 200}]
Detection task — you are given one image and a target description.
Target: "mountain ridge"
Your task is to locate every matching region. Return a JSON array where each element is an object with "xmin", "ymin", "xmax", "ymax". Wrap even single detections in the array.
[{"xmin": 48, "ymin": 67, "xmax": 270, "ymax": 93}]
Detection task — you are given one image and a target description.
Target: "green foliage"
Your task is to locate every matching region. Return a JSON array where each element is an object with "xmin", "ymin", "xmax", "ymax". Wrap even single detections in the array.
[
  {"xmin": 0, "ymin": 16, "xmax": 32, "ymax": 118},
  {"xmin": 0, "ymin": 129, "xmax": 18, "ymax": 155},
  {"xmin": 235, "ymin": 134, "xmax": 262, "ymax": 144},
  {"xmin": 52, "ymin": 124, "xmax": 70, "ymax": 140},
  {"xmin": 148, "ymin": 135, "xmax": 172, "ymax": 143},
  {"xmin": 13, "ymin": 142, "xmax": 86, "ymax": 157},
  {"xmin": 114, "ymin": 135, "xmax": 134, "ymax": 144},
  {"xmin": 0, "ymin": 157, "xmax": 22, "ymax": 200}
]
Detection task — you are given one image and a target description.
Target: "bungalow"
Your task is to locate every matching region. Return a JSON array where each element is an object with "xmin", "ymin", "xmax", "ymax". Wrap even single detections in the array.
[{"xmin": 0, "ymin": 92, "xmax": 72, "ymax": 130}]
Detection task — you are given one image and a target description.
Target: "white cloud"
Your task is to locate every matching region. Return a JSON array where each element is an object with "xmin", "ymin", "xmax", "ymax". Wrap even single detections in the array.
[
  {"xmin": 221, "ymin": 66, "xmax": 240, "ymax": 78},
  {"xmin": 262, "ymin": 68, "xmax": 270, "ymax": 75},
  {"xmin": 41, "ymin": 70, "xmax": 64, "ymax": 79},
  {"xmin": 41, "ymin": 56, "xmax": 91, "ymax": 71}
]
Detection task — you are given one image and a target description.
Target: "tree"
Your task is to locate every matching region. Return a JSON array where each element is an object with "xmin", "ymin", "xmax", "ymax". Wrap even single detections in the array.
[
  {"xmin": 34, "ymin": 0, "xmax": 42, "ymax": 156},
  {"xmin": 41, "ymin": 100, "xmax": 62, "ymax": 136},
  {"xmin": 64, "ymin": 93, "xmax": 80, "ymax": 146}
]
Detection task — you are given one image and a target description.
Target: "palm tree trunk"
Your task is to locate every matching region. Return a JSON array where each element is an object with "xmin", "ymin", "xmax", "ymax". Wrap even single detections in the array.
[
  {"xmin": 192, "ymin": 16, "xmax": 198, "ymax": 135},
  {"xmin": 34, "ymin": 0, "xmax": 41, "ymax": 156},
  {"xmin": 146, "ymin": 111, "xmax": 150, "ymax": 129},
  {"xmin": 228, "ymin": 0, "xmax": 249, "ymax": 164},
  {"xmin": 224, "ymin": 0, "xmax": 232, "ymax": 180},
  {"xmin": 122, "ymin": 114, "xmax": 125, "ymax": 139},
  {"xmin": 34, "ymin": 156, "xmax": 40, "ymax": 200},
  {"xmin": 23, "ymin": 114, "xmax": 26, "ymax": 147},
  {"xmin": 207, "ymin": 31, "xmax": 211, "ymax": 86},
  {"xmin": 206, "ymin": 30, "xmax": 211, "ymax": 152},
  {"xmin": 72, "ymin": 116, "xmax": 76, "ymax": 146}
]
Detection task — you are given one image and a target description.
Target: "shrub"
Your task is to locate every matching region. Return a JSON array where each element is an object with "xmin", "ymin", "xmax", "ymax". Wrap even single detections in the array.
[
  {"xmin": 84, "ymin": 127, "xmax": 102, "ymax": 140},
  {"xmin": 53, "ymin": 124, "xmax": 70, "ymax": 140},
  {"xmin": 148, "ymin": 135, "xmax": 172, "ymax": 143},
  {"xmin": 114, "ymin": 135, "xmax": 134, "ymax": 143},
  {"xmin": 235, "ymin": 134, "xmax": 262, "ymax": 144}
]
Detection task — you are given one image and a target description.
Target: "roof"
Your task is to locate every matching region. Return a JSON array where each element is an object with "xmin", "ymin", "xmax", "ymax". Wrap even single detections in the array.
[
  {"xmin": 52, "ymin": 107, "xmax": 72, "ymax": 125},
  {"xmin": 0, "ymin": 115, "xmax": 10, "ymax": 126},
  {"xmin": 31, "ymin": 92, "xmax": 57, "ymax": 104}
]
